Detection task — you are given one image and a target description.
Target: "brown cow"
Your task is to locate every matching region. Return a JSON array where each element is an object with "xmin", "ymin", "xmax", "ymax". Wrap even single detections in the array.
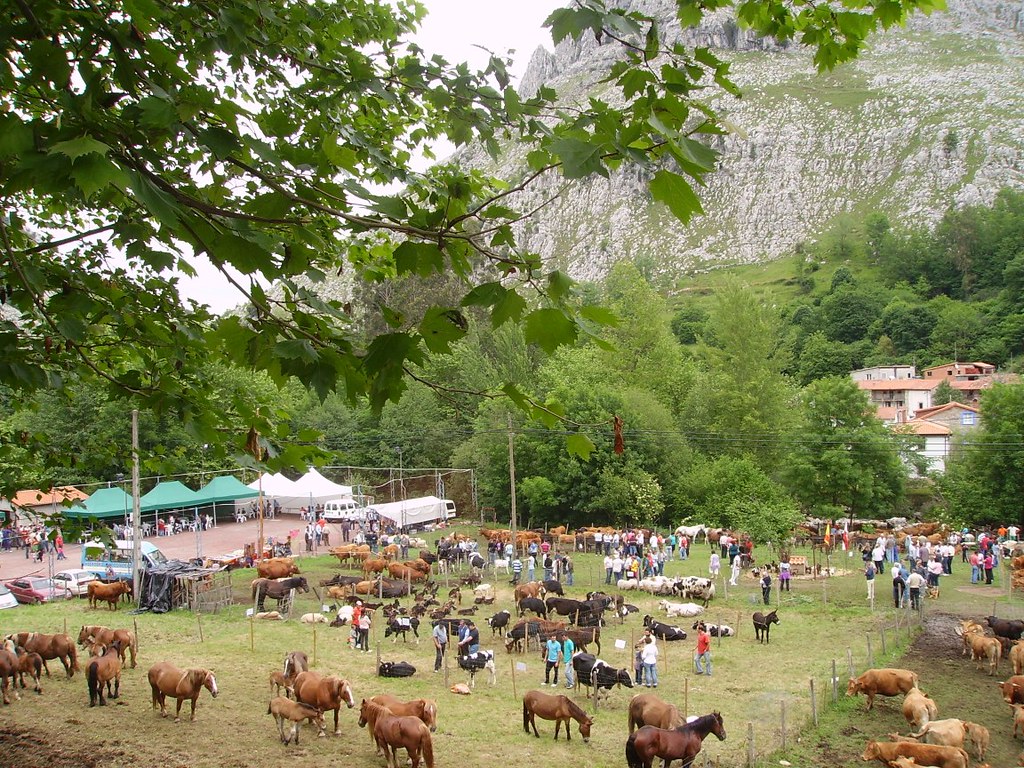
[
  {"xmin": 1011, "ymin": 641, "xmax": 1024, "ymax": 675},
  {"xmin": 87, "ymin": 581, "xmax": 131, "ymax": 610},
  {"xmin": 513, "ymin": 582, "xmax": 546, "ymax": 604},
  {"xmin": 902, "ymin": 687, "xmax": 938, "ymax": 730},
  {"xmin": 861, "ymin": 739, "xmax": 969, "ymax": 768},
  {"xmin": 1013, "ymin": 703, "xmax": 1024, "ymax": 739},
  {"xmin": 362, "ymin": 558, "xmax": 389, "ymax": 577},
  {"xmin": 997, "ymin": 675, "xmax": 1024, "ymax": 704},
  {"xmin": 964, "ymin": 721, "xmax": 989, "ymax": 760},
  {"xmin": 258, "ymin": 558, "xmax": 300, "ymax": 579},
  {"xmin": 912, "ymin": 718, "xmax": 967, "ymax": 749},
  {"xmin": 847, "ymin": 668, "xmax": 919, "ymax": 710},
  {"xmin": 962, "ymin": 630, "xmax": 1001, "ymax": 675},
  {"xmin": 387, "ymin": 563, "xmax": 428, "ymax": 582}
]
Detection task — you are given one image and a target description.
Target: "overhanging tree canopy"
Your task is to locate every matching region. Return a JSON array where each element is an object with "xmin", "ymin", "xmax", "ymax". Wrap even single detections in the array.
[{"xmin": 0, "ymin": 0, "xmax": 941, "ymax": 476}]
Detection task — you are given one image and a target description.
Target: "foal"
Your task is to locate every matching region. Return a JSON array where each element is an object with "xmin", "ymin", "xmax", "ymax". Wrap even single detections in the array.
[{"xmin": 268, "ymin": 696, "xmax": 324, "ymax": 745}]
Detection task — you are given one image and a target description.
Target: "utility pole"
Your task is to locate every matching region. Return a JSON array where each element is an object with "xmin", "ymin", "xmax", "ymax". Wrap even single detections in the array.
[
  {"xmin": 507, "ymin": 414, "xmax": 517, "ymax": 551},
  {"xmin": 131, "ymin": 409, "xmax": 142, "ymax": 602}
]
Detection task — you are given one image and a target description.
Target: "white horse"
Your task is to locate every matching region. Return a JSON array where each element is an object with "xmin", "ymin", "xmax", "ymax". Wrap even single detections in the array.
[{"xmin": 675, "ymin": 524, "xmax": 708, "ymax": 544}]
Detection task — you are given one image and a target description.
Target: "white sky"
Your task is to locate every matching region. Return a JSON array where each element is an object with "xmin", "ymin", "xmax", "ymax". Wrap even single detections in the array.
[{"xmin": 181, "ymin": 0, "xmax": 562, "ymax": 313}]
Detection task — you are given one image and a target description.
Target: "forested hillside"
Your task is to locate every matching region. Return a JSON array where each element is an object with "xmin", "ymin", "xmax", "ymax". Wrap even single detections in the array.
[{"xmin": 7, "ymin": 191, "xmax": 1023, "ymax": 530}]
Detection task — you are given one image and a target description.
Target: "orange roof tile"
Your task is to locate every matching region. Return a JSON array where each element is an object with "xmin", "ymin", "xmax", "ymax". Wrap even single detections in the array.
[
  {"xmin": 857, "ymin": 380, "xmax": 941, "ymax": 391},
  {"xmin": 898, "ymin": 420, "xmax": 951, "ymax": 436},
  {"xmin": 913, "ymin": 402, "xmax": 979, "ymax": 419},
  {"xmin": 12, "ymin": 486, "xmax": 88, "ymax": 507}
]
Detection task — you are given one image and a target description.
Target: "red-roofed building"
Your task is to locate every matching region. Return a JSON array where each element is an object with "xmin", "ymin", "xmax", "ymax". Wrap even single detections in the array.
[
  {"xmin": 895, "ymin": 402, "xmax": 982, "ymax": 474},
  {"xmin": 11, "ymin": 486, "xmax": 88, "ymax": 523},
  {"xmin": 854, "ymin": 378, "xmax": 941, "ymax": 422}
]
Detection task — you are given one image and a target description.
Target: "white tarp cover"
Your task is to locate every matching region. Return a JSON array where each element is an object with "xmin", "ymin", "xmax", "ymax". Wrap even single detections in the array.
[
  {"xmin": 370, "ymin": 496, "xmax": 445, "ymax": 527},
  {"xmin": 247, "ymin": 469, "xmax": 352, "ymax": 510}
]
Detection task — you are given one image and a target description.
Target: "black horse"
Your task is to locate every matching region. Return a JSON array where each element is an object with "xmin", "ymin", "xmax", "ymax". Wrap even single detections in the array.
[
  {"xmin": 252, "ymin": 576, "xmax": 309, "ymax": 612},
  {"xmin": 752, "ymin": 609, "xmax": 779, "ymax": 644}
]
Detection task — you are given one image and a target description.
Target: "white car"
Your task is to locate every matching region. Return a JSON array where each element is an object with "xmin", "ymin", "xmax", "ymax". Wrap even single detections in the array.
[
  {"xmin": 0, "ymin": 583, "xmax": 18, "ymax": 610},
  {"xmin": 52, "ymin": 569, "xmax": 101, "ymax": 597}
]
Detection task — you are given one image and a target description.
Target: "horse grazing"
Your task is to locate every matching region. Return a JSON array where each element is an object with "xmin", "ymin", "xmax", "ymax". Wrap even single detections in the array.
[
  {"xmin": 268, "ymin": 696, "xmax": 324, "ymax": 745},
  {"xmin": 147, "ymin": 662, "xmax": 218, "ymax": 721},
  {"xmin": 6, "ymin": 632, "xmax": 79, "ymax": 678},
  {"xmin": 358, "ymin": 700, "xmax": 435, "ymax": 768},
  {"xmin": 78, "ymin": 625, "xmax": 138, "ymax": 668},
  {"xmin": 752, "ymin": 610, "xmax": 779, "ymax": 644},
  {"xmin": 628, "ymin": 692, "xmax": 684, "ymax": 733},
  {"xmin": 522, "ymin": 690, "xmax": 593, "ymax": 742},
  {"xmin": 87, "ymin": 641, "xmax": 123, "ymax": 706},
  {"xmin": 626, "ymin": 712, "xmax": 727, "ymax": 768},
  {"xmin": 293, "ymin": 670, "xmax": 356, "ymax": 736},
  {"xmin": 251, "ymin": 576, "xmax": 309, "ymax": 612},
  {"xmin": 87, "ymin": 580, "xmax": 132, "ymax": 610}
]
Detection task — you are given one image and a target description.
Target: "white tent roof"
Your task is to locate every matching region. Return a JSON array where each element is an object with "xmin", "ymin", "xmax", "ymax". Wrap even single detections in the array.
[
  {"xmin": 370, "ymin": 496, "xmax": 445, "ymax": 527},
  {"xmin": 247, "ymin": 469, "xmax": 352, "ymax": 510},
  {"xmin": 291, "ymin": 468, "xmax": 352, "ymax": 500}
]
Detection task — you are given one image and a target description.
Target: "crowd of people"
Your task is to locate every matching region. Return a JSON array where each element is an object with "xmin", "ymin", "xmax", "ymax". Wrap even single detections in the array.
[{"xmin": 0, "ymin": 523, "xmax": 66, "ymax": 561}]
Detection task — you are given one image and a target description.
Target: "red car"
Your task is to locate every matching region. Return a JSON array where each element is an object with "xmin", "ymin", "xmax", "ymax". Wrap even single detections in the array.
[{"xmin": 3, "ymin": 577, "xmax": 71, "ymax": 604}]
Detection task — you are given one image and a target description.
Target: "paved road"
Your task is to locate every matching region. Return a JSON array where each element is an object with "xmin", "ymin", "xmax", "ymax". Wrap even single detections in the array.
[{"xmin": 0, "ymin": 514, "xmax": 344, "ymax": 581}]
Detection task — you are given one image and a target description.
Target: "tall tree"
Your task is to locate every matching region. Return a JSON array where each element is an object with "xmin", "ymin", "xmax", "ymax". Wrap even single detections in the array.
[
  {"xmin": 689, "ymin": 280, "xmax": 793, "ymax": 470},
  {"xmin": 783, "ymin": 377, "xmax": 907, "ymax": 520}
]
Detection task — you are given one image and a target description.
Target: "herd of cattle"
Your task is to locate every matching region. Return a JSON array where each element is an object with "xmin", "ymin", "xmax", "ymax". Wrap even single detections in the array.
[{"xmin": 845, "ymin": 613, "xmax": 1024, "ymax": 768}]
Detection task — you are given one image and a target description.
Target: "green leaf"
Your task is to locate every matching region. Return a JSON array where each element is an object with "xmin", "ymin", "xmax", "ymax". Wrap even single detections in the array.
[
  {"xmin": 274, "ymin": 338, "xmax": 317, "ymax": 362},
  {"xmin": 418, "ymin": 307, "xmax": 467, "ymax": 353},
  {"xmin": 137, "ymin": 96, "xmax": 180, "ymax": 130},
  {"xmin": 650, "ymin": 169, "xmax": 703, "ymax": 225},
  {"xmin": 201, "ymin": 127, "xmax": 242, "ymax": 160},
  {"xmin": 580, "ymin": 304, "xmax": 620, "ymax": 326},
  {"xmin": 491, "ymin": 289, "xmax": 527, "ymax": 327},
  {"xmin": 547, "ymin": 271, "xmax": 574, "ymax": 303},
  {"xmin": 461, "ymin": 282, "xmax": 506, "ymax": 308},
  {"xmin": 566, "ymin": 433, "xmax": 596, "ymax": 460},
  {"xmin": 70, "ymin": 155, "xmax": 125, "ymax": 199},
  {"xmin": 394, "ymin": 241, "xmax": 445, "ymax": 277},
  {"xmin": 523, "ymin": 308, "xmax": 577, "ymax": 353},
  {"xmin": 502, "ymin": 383, "xmax": 532, "ymax": 413},
  {"xmin": 49, "ymin": 136, "xmax": 110, "ymax": 160},
  {"xmin": 550, "ymin": 137, "xmax": 605, "ymax": 179}
]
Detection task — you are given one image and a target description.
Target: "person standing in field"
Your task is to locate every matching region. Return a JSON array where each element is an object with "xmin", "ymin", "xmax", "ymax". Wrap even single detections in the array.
[
  {"xmin": 865, "ymin": 561, "xmax": 876, "ymax": 601},
  {"xmin": 709, "ymin": 552, "xmax": 720, "ymax": 579},
  {"xmin": 694, "ymin": 624, "xmax": 712, "ymax": 676},
  {"xmin": 432, "ymin": 620, "xmax": 447, "ymax": 672}
]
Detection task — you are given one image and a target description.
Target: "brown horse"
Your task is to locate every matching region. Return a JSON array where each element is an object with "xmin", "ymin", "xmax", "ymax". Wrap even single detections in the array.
[
  {"xmin": 3, "ymin": 640, "xmax": 43, "ymax": 694},
  {"xmin": 522, "ymin": 690, "xmax": 593, "ymax": 742},
  {"xmin": 87, "ymin": 640, "xmax": 123, "ymax": 706},
  {"xmin": 251, "ymin": 576, "xmax": 309, "ymax": 612},
  {"xmin": 626, "ymin": 712, "xmax": 727, "ymax": 768},
  {"xmin": 293, "ymin": 670, "xmax": 355, "ymax": 735},
  {"xmin": 370, "ymin": 694, "xmax": 438, "ymax": 732},
  {"xmin": 257, "ymin": 557, "xmax": 300, "ymax": 579},
  {"xmin": 5, "ymin": 632, "xmax": 79, "ymax": 678},
  {"xmin": 87, "ymin": 580, "xmax": 131, "ymax": 610},
  {"xmin": 268, "ymin": 696, "xmax": 324, "ymax": 745},
  {"xmin": 148, "ymin": 662, "xmax": 219, "ymax": 722},
  {"xmin": 358, "ymin": 700, "xmax": 435, "ymax": 768},
  {"xmin": 0, "ymin": 646, "xmax": 21, "ymax": 705},
  {"xmin": 628, "ymin": 692, "xmax": 684, "ymax": 733},
  {"xmin": 78, "ymin": 625, "xmax": 138, "ymax": 668}
]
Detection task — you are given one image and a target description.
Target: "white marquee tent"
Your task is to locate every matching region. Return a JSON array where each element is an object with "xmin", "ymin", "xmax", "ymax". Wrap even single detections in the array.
[{"xmin": 247, "ymin": 469, "xmax": 353, "ymax": 510}]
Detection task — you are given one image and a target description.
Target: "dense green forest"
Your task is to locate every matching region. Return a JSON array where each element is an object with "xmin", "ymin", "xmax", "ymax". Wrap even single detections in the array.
[{"xmin": 5, "ymin": 189, "xmax": 1023, "ymax": 532}]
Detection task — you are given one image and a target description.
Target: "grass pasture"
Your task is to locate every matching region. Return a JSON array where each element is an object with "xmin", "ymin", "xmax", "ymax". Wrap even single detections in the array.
[{"xmin": 0, "ymin": 527, "xmax": 1021, "ymax": 767}]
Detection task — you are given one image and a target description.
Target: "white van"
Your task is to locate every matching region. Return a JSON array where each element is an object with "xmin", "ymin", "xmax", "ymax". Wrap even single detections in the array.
[
  {"xmin": 81, "ymin": 540, "xmax": 167, "ymax": 581},
  {"xmin": 321, "ymin": 498, "xmax": 361, "ymax": 522},
  {"xmin": 443, "ymin": 499, "xmax": 457, "ymax": 520}
]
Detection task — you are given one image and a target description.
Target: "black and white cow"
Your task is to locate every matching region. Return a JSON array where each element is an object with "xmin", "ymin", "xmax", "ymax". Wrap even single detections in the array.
[
  {"xmin": 572, "ymin": 652, "xmax": 634, "ymax": 695},
  {"xmin": 672, "ymin": 576, "xmax": 716, "ymax": 605},
  {"xmin": 642, "ymin": 615, "xmax": 688, "ymax": 641},
  {"xmin": 457, "ymin": 649, "xmax": 496, "ymax": 687},
  {"xmin": 692, "ymin": 620, "xmax": 735, "ymax": 637},
  {"xmin": 486, "ymin": 610, "xmax": 512, "ymax": 636}
]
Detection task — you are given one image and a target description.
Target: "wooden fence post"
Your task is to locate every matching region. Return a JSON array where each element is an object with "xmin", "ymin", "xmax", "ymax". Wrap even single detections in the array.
[
  {"xmin": 810, "ymin": 678, "xmax": 818, "ymax": 726},
  {"xmin": 746, "ymin": 721, "xmax": 755, "ymax": 767},
  {"xmin": 831, "ymin": 659, "xmax": 838, "ymax": 703},
  {"xmin": 684, "ymin": 677, "xmax": 689, "ymax": 718},
  {"xmin": 867, "ymin": 634, "xmax": 874, "ymax": 668},
  {"xmin": 880, "ymin": 626, "xmax": 887, "ymax": 656},
  {"xmin": 781, "ymin": 700, "xmax": 787, "ymax": 751},
  {"xmin": 847, "ymin": 648, "xmax": 854, "ymax": 679}
]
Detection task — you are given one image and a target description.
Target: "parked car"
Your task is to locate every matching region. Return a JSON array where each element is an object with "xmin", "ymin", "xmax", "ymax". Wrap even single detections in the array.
[
  {"xmin": 3, "ymin": 577, "xmax": 72, "ymax": 604},
  {"xmin": 52, "ymin": 569, "xmax": 101, "ymax": 597},
  {"xmin": 0, "ymin": 583, "xmax": 19, "ymax": 610}
]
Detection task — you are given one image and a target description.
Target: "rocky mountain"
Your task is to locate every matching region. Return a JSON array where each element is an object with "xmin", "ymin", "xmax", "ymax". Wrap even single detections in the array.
[{"xmin": 493, "ymin": 0, "xmax": 1024, "ymax": 284}]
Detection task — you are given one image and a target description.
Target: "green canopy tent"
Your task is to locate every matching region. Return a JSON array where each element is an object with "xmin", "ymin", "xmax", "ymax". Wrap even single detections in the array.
[
  {"xmin": 193, "ymin": 476, "xmax": 259, "ymax": 526},
  {"xmin": 141, "ymin": 480, "xmax": 200, "ymax": 534},
  {"xmin": 66, "ymin": 486, "xmax": 132, "ymax": 522}
]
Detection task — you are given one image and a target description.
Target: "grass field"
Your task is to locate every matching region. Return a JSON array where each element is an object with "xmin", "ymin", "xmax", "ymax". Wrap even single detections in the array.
[{"xmin": 1, "ymin": 526, "xmax": 1021, "ymax": 768}]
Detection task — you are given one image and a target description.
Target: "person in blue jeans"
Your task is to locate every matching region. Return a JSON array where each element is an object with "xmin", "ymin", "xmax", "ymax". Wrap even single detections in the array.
[
  {"xmin": 640, "ymin": 636, "xmax": 659, "ymax": 687},
  {"xmin": 543, "ymin": 636, "xmax": 561, "ymax": 686},
  {"xmin": 560, "ymin": 632, "xmax": 576, "ymax": 689}
]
